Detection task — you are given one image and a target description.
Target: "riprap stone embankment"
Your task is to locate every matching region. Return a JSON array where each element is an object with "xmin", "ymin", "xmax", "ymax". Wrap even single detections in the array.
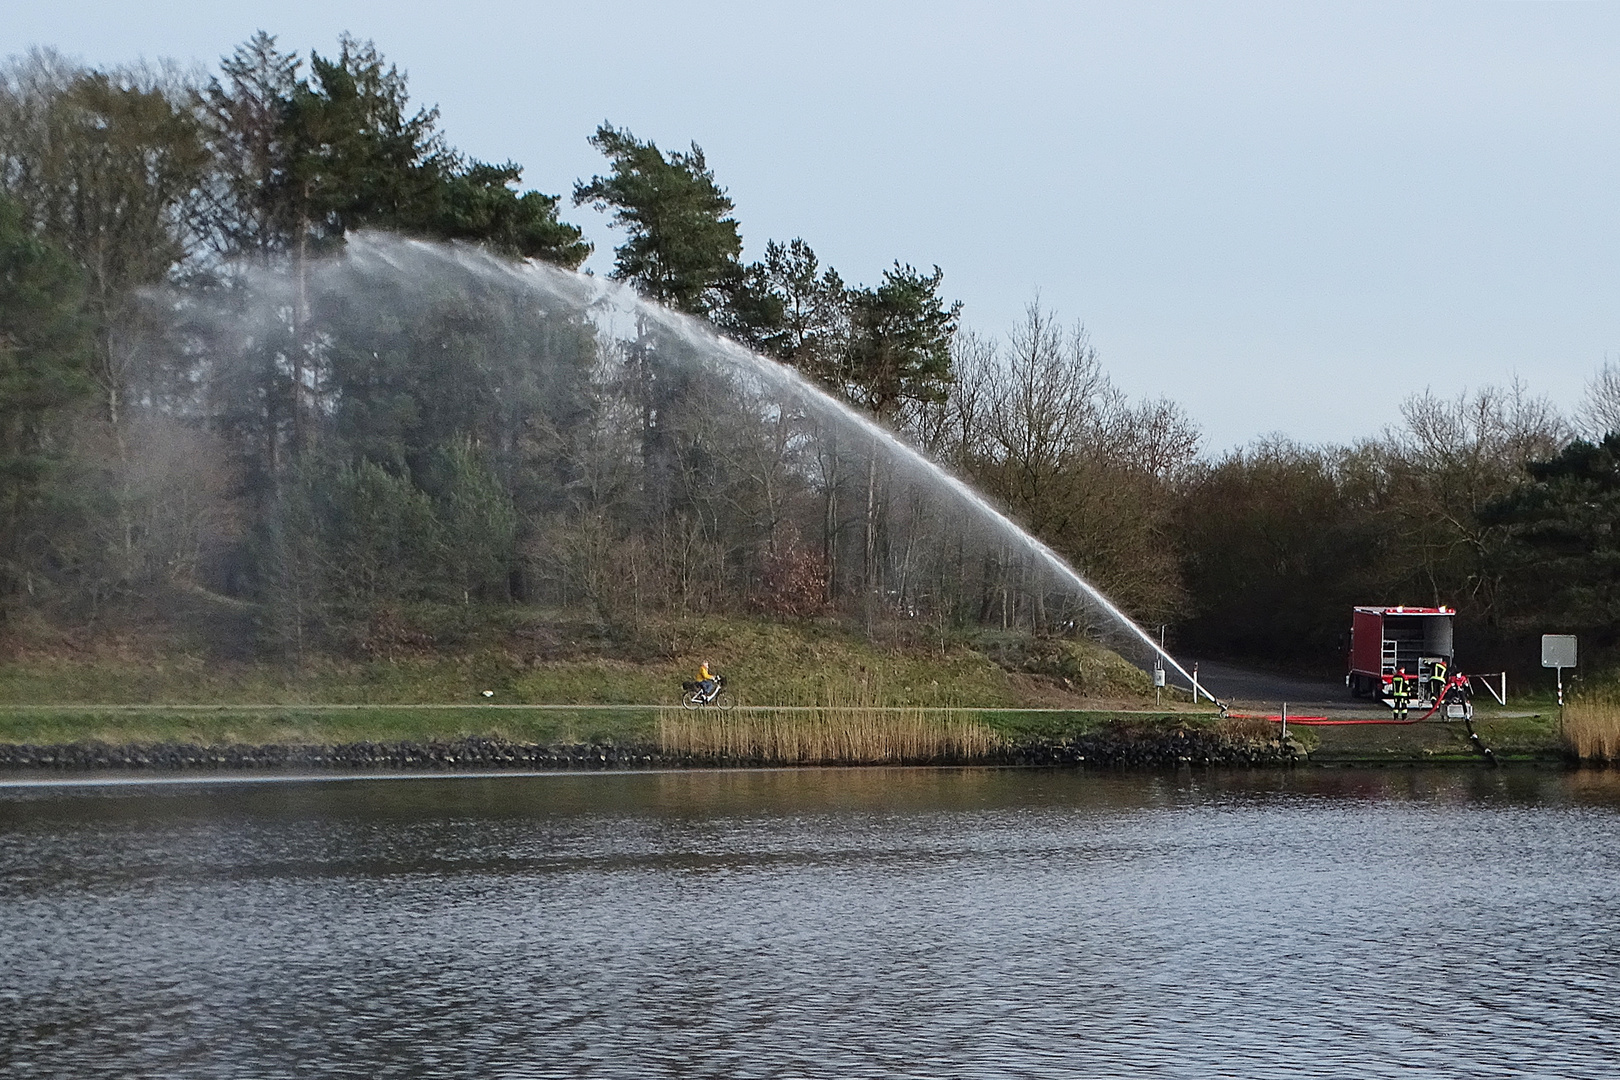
[{"xmin": 0, "ymin": 729, "xmax": 1305, "ymax": 771}]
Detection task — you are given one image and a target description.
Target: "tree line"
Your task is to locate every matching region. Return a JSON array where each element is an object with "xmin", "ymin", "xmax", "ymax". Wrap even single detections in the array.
[{"xmin": 1, "ymin": 31, "xmax": 1615, "ymax": 678}]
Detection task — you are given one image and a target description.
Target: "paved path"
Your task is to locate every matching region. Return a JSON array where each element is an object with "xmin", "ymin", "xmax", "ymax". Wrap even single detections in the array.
[{"xmin": 1188, "ymin": 660, "xmax": 1383, "ymax": 715}]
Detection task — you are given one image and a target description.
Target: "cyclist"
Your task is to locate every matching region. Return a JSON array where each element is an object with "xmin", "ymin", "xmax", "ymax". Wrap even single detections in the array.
[{"xmin": 696, "ymin": 661, "xmax": 718, "ymax": 702}]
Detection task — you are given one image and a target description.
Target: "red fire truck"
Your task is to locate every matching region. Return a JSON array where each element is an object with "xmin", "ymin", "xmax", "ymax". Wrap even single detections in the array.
[{"xmin": 1347, "ymin": 605, "xmax": 1455, "ymax": 704}]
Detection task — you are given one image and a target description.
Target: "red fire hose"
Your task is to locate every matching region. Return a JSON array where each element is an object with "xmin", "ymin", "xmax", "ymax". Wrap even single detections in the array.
[
  {"xmin": 1230, "ymin": 699, "xmax": 1448, "ymax": 726},
  {"xmin": 1229, "ymin": 713, "xmax": 1428, "ymax": 726},
  {"xmin": 1230, "ymin": 672, "xmax": 1477, "ymax": 726}
]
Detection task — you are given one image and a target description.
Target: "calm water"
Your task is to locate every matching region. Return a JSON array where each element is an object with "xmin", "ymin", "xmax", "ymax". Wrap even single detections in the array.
[{"xmin": 1, "ymin": 766, "xmax": 1617, "ymax": 1079}]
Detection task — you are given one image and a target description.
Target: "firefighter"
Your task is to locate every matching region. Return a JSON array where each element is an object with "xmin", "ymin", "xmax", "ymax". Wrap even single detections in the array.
[
  {"xmin": 1390, "ymin": 668, "xmax": 1411, "ymax": 720},
  {"xmin": 1428, "ymin": 660, "xmax": 1448, "ymax": 705}
]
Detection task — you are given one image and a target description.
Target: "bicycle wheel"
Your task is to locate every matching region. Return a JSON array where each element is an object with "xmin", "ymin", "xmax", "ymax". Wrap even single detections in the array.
[
  {"xmin": 681, "ymin": 690, "xmax": 704, "ymax": 711},
  {"xmin": 713, "ymin": 691, "xmax": 736, "ymax": 714}
]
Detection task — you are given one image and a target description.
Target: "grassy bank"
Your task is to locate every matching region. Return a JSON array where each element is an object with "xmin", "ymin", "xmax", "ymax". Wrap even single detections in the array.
[
  {"xmin": 0, "ymin": 613, "xmax": 1155, "ymax": 710},
  {"xmin": 0, "ymin": 610, "xmax": 1177, "ymax": 753},
  {"xmin": 1291, "ymin": 711, "xmax": 1563, "ymax": 763},
  {"xmin": 0, "ymin": 704, "xmax": 659, "ymax": 749},
  {"xmin": 0, "ymin": 608, "xmax": 1583, "ymax": 766},
  {"xmin": 0, "ymin": 701, "xmax": 1570, "ymax": 767},
  {"xmin": 0, "ymin": 703, "xmax": 1207, "ymax": 752}
]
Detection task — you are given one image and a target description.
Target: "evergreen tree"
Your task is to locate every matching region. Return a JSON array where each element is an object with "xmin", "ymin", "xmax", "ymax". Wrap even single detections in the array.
[
  {"xmin": 841, "ymin": 263, "xmax": 959, "ymax": 595},
  {"xmin": 1482, "ymin": 434, "xmax": 1620, "ymax": 643},
  {"xmin": 322, "ymin": 458, "xmax": 438, "ymax": 605},
  {"xmin": 845, "ymin": 263, "xmax": 960, "ymax": 420},
  {"xmin": 573, "ymin": 123, "xmax": 743, "ymax": 317},
  {"xmin": 0, "ymin": 55, "xmax": 208, "ymax": 425},
  {"xmin": 427, "ymin": 160, "xmax": 589, "ymax": 266},
  {"xmin": 264, "ymin": 456, "xmax": 440, "ymax": 653},
  {"xmin": 276, "ymin": 35, "xmax": 446, "ymax": 253},
  {"xmin": 428, "ymin": 439, "xmax": 517, "ymax": 603},
  {"xmin": 723, "ymin": 238, "xmax": 848, "ymax": 377},
  {"xmin": 198, "ymin": 32, "xmax": 589, "ymax": 268},
  {"xmin": 0, "ymin": 193, "xmax": 92, "ymax": 616},
  {"xmin": 197, "ymin": 31, "xmax": 303, "ymax": 263}
]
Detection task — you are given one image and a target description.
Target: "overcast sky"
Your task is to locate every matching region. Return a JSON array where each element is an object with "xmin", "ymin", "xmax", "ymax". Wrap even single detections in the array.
[{"xmin": 8, "ymin": 1, "xmax": 1617, "ymax": 451}]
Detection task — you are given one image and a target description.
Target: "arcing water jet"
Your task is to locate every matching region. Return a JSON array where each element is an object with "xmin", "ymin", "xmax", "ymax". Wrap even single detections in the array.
[{"xmin": 212, "ymin": 233, "xmax": 1216, "ymax": 703}]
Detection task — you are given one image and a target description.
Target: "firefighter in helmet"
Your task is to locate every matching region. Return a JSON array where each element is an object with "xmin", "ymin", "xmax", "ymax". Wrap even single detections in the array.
[
  {"xmin": 1390, "ymin": 668, "xmax": 1411, "ymax": 720},
  {"xmin": 1428, "ymin": 660, "xmax": 1448, "ymax": 706}
]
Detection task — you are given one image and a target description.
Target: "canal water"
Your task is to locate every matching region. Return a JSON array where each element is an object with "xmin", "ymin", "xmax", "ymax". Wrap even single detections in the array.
[{"xmin": 1, "ymin": 766, "xmax": 1616, "ymax": 1078}]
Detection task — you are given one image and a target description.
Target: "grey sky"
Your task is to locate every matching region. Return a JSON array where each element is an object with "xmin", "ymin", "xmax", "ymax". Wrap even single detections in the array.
[{"xmin": 8, "ymin": 0, "xmax": 1617, "ymax": 451}]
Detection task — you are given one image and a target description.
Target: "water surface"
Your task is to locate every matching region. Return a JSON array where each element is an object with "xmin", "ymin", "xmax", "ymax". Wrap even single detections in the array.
[{"xmin": 2, "ymin": 766, "xmax": 1617, "ymax": 1078}]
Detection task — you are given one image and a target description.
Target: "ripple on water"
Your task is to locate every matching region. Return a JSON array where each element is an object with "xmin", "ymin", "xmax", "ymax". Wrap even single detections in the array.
[{"xmin": 1, "ymin": 767, "xmax": 1617, "ymax": 1079}]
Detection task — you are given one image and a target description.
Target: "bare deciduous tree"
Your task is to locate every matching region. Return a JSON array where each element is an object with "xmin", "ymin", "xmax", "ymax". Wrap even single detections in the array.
[{"xmin": 1579, "ymin": 359, "xmax": 1620, "ymax": 441}]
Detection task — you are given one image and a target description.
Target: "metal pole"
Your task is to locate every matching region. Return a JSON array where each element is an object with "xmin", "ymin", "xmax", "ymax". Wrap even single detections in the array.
[{"xmin": 1281, "ymin": 702, "xmax": 1288, "ymax": 740}]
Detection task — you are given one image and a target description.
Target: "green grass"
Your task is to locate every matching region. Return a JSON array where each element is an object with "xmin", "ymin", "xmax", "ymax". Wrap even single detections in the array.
[
  {"xmin": 0, "ymin": 607, "xmax": 1576, "ymax": 762},
  {"xmin": 1303, "ymin": 711, "xmax": 1562, "ymax": 762},
  {"xmin": 0, "ymin": 703, "xmax": 1203, "ymax": 749},
  {"xmin": 0, "ymin": 654, "xmax": 674, "ymax": 707},
  {"xmin": 0, "ymin": 614, "xmax": 1043, "ymax": 710},
  {"xmin": 0, "ymin": 705, "xmax": 658, "ymax": 747},
  {"xmin": 0, "ymin": 612, "xmax": 1129, "ymax": 746},
  {"xmin": 0, "ymin": 700, "xmax": 1570, "ymax": 764}
]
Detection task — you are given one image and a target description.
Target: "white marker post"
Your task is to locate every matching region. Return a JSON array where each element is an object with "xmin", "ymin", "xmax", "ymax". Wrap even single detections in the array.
[{"xmin": 1542, "ymin": 634, "xmax": 1577, "ymax": 732}]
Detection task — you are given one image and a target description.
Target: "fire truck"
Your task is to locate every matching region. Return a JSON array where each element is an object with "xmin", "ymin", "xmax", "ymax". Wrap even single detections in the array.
[{"xmin": 1347, "ymin": 605, "xmax": 1456, "ymax": 705}]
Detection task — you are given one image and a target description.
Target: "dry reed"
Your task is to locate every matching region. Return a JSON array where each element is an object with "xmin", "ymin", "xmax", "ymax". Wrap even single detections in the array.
[
  {"xmin": 658, "ymin": 706, "xmax": 1001, "ymax": 764},
  {"xmin": 1215, "ymin": 714, "xmax": 1277, "ymax": 741},
  {"xmin": 1565, "ymin": 695, "xmax": 1620, "ymax": 761}
]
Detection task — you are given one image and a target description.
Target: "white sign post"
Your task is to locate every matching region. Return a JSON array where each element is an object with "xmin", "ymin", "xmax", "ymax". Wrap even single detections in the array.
[{"xmin": 1542, "ymin": 634, "xmax": 1577, "ymax": 709}]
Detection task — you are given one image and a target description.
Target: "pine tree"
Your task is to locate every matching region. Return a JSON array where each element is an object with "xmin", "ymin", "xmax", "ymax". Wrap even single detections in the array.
[
  {"xmin": 1482, "ymin": 434, "xmax": 1620, "ymax": 643},
  {"xmin": 0, "ymin": 193, "xmax": 92, "ymax": 616},
  {"xmin": 197, "ymin": 31, "xmax": 303, "ymax": 262},
  {"xmin": 723, "ymin": 238, "xmax": 848, "ymax": 378},
  {"xmin": 573, "ymin": 123, "xmax": 743, "ymax": 317},
  {"xmin": 845, "ymin": 263, "xmax": 960, "ymax": 421}
]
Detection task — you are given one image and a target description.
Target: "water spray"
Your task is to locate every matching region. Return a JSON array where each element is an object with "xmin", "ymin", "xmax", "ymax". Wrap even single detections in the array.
[
  {"xmin": 574, "ymin": 264, "xmax": 1224, "ymax": 708},
  {"xmin": 329, "ymin": 236, "xmax": 1225, "ymax": 706}
]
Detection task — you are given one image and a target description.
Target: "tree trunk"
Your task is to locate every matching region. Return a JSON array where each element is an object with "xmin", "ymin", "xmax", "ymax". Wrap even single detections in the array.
[
  {"xmin": 821, "ymin": 431, "xmax": 839, "ymax": 602},
  {"xmin": 864, "ymin": 443, "xmax": 878, "ymax": 594},
  {"xmin": 292, "ymin": 220, "xmax": 308, "ymax": 458}
]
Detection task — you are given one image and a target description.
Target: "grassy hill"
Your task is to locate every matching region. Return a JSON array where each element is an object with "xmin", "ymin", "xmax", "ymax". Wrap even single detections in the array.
[{"xmin": 0, "ymin": 609, "xmax": 1163, "ymax": 747}]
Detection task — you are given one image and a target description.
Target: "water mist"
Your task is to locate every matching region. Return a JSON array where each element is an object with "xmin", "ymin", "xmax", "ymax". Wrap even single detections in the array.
[{"xmin": 204, "ymin": 233, "xmax": 1214, "ymax": 703}]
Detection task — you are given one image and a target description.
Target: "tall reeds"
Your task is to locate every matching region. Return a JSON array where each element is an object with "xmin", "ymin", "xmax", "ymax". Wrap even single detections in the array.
[
  {"xmin": 1565, "ymin": 694, "xmax": 1620, "ymax": 762},
  {"xmin": 658, "ymin": 706, "xmax": 1001, "ymax": 764}
]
